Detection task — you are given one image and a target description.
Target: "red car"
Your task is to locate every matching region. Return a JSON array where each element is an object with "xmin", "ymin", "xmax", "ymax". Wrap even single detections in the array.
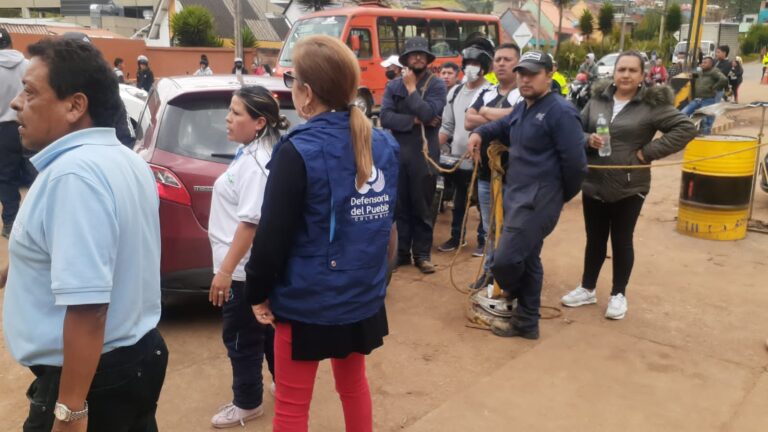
[{"xmin": 132, "ymin": 75, "xmax": 301, "ymax": 294}]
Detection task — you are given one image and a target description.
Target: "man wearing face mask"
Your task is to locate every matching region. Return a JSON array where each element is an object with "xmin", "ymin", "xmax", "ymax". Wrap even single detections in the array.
[
  {"xmin": 436, "ymin": 44, "xmax": 493, "ymax": 255},
  {"xmin": 231, "ymin": 57, "xmax": 248, "ymax": 74},
  {"xmin": 463, "ymin": 41, "xmax": 522, "ymax": 289},
  {"xmin": 381, "ymin": 55, "xmax": 402, "ymax": 81},
  {"xmin": 381, "ymin": 37, "xmax": 447, "ymax": 274}
]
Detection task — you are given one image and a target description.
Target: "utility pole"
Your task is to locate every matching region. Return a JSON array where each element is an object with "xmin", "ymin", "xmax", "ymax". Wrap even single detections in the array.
[
  {"xmin": 234, "ymin": 0, "xmax": 243, "ymax": 61},
  {"xmin": 658, "ymin": 0, "xmax": 668, "ymax": 46},
  {"xmin": 618, "ymin": 0, "xmax": 627, "ymax": 51},
  {"xmin": 536, "ymin": 0, "xmax": 542, "ymax": 49}
]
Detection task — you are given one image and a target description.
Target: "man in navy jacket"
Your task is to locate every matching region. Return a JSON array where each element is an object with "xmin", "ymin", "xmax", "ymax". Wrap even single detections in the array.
[
  {"xmin": 380, "ymin": 37, "xmax": 447, "ymax": 274},
  {"xmin": 467, "ymin": 51, "xmax": 587, "ymax": 338}
]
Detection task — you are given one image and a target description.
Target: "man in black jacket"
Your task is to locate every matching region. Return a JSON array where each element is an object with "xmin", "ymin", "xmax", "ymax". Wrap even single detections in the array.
[{"xmin": 380, "ymin": 37, "xmax": 447, "ymax": 274}]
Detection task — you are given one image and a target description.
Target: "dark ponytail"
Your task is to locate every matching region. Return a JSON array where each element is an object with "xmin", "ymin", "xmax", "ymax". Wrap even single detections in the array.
[{"xmin": 234, "ymin": 85, "xmax": 290, "ymax": 146}]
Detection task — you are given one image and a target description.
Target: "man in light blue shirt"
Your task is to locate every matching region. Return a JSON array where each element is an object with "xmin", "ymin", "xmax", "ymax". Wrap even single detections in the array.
[{"xmin": 0, "ymin": 37, "xmax": 167, "ymax": 431}]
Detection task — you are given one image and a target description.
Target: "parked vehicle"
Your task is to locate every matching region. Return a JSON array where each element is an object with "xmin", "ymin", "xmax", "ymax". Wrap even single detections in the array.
[
  {"xmin": 678, "ymin": 22, "xmax": 739, "ymax": 58},
  {"xmin": 119, "ymin": 84, "xmax": 147, "ymax": 139},
  {"xmin": 275, "ymin": 4, "xmax": 501, "ymax": 115},
  {"xmin": 132, "ymin": 75, "xmax": 301, "ymax": 294},
  {"xmin": 568, "ymin": 72, "xmax": 592, "ymax": 110},
  {"xmin": 596, "ymin": 51, "xmax": 650, "ymax": 79}
]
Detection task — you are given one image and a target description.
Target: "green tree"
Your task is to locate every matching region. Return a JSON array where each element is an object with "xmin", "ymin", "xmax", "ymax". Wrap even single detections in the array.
[
  {"xmin": 665, "ymin": 3, "xmax": 682, "ymax": 35},
  {"xmin": 241, "ymin": 26, "xmax": 258, "ymax": 49},
  {"xmin": 171, "ymin": 5, "xmax": 221, "ymax": 47},
  {"xmin": 634, "ymin": 10, "xmax": 661, "ymax": 41},
  {"xmin": 741, "ymin": 24, "xmax": 768, "ymax": 54},
  {"xmin": 297, "ymin": 0, "xmax": 333, "ymax": 11},
  {"xmin": 579, "ymin": 9, "xmax": 594, "ymax": 41},
  {"xmin": 598, "ymin": 2, "xmax": 614, "ymax": 40}
]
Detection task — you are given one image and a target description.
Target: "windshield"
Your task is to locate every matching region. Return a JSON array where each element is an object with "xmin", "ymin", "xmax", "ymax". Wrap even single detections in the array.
[
  {"xmin": 598, "ymin": 54, "xmax": 618, "ymax": 66},
  {"xmin": 279, "ymin": 16, "xmax": 348, "ymax": 67}
]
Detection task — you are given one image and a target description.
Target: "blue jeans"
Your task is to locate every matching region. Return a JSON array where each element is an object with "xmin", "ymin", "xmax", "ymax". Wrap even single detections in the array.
[
  {"xmin": 477, "ymin": 180, "xmax": 494, "ymax": 273},
  {"xmin": 682, "ymin": 97, "xmax": 716, "ymax": 135},
  {"xmin": 223, "ymin": 281, "xmax": 275, "ymax": 409},
  {"xmin": 449, "ymin": 169, "xmax": 485, "ymax": 244}
]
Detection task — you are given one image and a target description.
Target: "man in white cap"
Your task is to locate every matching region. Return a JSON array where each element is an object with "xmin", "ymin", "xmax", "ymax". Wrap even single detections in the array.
[
  {"xmin": 578, "ymin": 52, "xmax": 599, "ymax": 81},
  {"xmin": 381, "ymin": 54, "xmax": 402, "ymax": 81},
  {"xmin": 232, "ymin": 57, "xmax": 248, "ymax": 74}
]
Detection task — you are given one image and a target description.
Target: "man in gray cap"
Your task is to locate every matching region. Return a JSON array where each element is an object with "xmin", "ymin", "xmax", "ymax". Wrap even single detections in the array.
[
  {"xmin": 466, "ymin": 51, "xmax": 587, "ymax": 338},
  {"xmin": 0, "ymin": 28, "xmax": 29, "ymax": 238},
  {"xmin": 380, "ymin": 36, "xmax": 447, "ymax": 274}
]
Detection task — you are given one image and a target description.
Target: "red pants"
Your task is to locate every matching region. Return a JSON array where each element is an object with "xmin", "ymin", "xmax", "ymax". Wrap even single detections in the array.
[{"xmin": 273, "ymin": 323, "xmax": 373, "ymax": 432}]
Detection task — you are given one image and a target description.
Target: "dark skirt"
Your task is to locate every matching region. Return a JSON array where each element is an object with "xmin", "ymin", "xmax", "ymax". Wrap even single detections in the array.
[{"xmin": 283, "ymin": 305, "xmax": 388, "ymax": 361}]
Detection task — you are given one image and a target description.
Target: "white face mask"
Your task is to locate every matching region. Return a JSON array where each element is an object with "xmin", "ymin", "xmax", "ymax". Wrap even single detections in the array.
[{"xmin": 464, "ymin": 65, "xmax": 481, "ymax": 82}]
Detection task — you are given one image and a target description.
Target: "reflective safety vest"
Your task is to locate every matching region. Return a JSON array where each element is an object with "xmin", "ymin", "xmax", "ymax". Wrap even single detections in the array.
[{"xmin": 269, "ymin": 111, "xmax": 400, "ymax": 325}]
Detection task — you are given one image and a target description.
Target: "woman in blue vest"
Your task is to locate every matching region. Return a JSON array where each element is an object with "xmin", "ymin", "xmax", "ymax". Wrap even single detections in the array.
[{"xmin": 244, "ymin": 35, "xmax": 399, "ymax": 432}]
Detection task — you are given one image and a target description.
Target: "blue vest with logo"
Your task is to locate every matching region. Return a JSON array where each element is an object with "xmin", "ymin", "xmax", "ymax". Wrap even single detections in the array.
[{"xmin": 269, "ymin": 111, "xmax": 399, "ymax": 325}]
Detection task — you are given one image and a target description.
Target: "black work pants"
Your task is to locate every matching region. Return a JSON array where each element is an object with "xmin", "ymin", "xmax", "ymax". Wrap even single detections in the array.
[
  {"xmin": 492, "ymin": 183, "xmax": 563, "ymax": 332},
  {"xmin": 0, "ymin": 121, "xmax": 24, "ymax": 225},
  {"xmin": 581, "ymin": 194, "xmax": 645, "ymax": 296},
  {"xmin": 396, "ymin": 154, "xmax": 437, "ymax": 262},
  {"xmin": 223, "ymin": 281, "xmax": 275, "ymax": 409},
  {"xmin": 23, "ymin": 328, "xmax": 168, "ymax": 432}
]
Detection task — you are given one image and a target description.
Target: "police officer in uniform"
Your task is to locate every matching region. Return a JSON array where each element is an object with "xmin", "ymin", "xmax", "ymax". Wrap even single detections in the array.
[
  {"xmin": 467, "ymin": 51, "xmax": 587, "ymax": 339},
  {"xmin": 380, "ymin": 36, "xmax": 447, "ymax": 274}
]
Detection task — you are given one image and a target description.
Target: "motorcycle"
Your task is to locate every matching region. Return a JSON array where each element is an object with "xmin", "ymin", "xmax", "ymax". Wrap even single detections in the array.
[{"xmin": 568, "ymin": 72, "xmax": 592, "ymax": 110}]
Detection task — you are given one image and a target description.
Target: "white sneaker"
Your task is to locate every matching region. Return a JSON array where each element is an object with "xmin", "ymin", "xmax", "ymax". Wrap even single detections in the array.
[
  {"xmin": 211, "ymin": 402, "xmax": 264, "ymax": 428},
  {"xmin": 560, "ymin": 286, "xmax": 597, "ymax": 307},
  {"xmin": 605, "ymin": 294, "xmax": 627, "ymax": 320}
]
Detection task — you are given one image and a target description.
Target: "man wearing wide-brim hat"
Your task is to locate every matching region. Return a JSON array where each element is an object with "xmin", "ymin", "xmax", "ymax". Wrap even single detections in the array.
[{"xmin": 381, "ymin": 36, "xmax": 447, "ymax": 274}]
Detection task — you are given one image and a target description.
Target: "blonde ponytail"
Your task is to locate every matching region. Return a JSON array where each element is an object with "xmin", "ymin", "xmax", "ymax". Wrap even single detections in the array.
[
  {"xmin": 349, "ymin": 105, "xmax": 373, "ymax": 189},
  {"xmin": 293, "ymin": 35, "xmax": 374, "ymax": 189}
]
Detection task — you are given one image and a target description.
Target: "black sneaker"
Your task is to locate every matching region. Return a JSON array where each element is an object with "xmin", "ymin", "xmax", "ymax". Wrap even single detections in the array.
[
  {"xmin": 490, "ymin": 319, "xmax": 539, "ymax": 340},
  {"xmin": 437, "ymin": 238, "xmax": 467, "ymax": 252},
  {"xmin": 1, "ymin": 224, "xmax": 11, "ymax": 239},
  {"xmin": 468, "ymin": 273, "xmax": 493, "ymax": 290},
  {"xmin": 472, "ymin": 244, "xmax": 485, "ymax": 257},
  {"xmin": 414, "ymin": 260, "xmax": 436, "ymax": 274}
]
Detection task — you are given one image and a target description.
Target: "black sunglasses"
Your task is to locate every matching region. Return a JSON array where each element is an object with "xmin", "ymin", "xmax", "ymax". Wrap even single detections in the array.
[{"xmin": 283, "ymin": 71, "xmax": 296, "ymax": 89}]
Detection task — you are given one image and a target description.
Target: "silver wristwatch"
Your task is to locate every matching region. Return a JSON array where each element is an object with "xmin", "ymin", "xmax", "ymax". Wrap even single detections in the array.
[{"xmin": 53, "ymin": 401, "xmax": 89, "ymax": 422}]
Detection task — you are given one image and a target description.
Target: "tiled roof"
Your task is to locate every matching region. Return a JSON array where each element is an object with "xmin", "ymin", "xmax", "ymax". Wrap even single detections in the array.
[{"xmin": 181, "ymin": 0, "xmax": 287, "ymax": 42}]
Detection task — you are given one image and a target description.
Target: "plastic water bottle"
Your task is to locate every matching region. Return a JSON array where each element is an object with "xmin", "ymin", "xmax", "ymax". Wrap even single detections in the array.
[{"xmin": 596, "ymin": 112, "xmax": 611, "ymax": 157}]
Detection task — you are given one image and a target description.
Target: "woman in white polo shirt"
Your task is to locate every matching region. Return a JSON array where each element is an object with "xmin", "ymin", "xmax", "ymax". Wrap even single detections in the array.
[{"xmin": 207, "ymin": 85, "xmax": 289, "ymax": 428}]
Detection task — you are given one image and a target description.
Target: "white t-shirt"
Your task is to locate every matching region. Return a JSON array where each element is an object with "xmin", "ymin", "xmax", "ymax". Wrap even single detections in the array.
[
  {"xmin": 208, "ymin": 140, "xmax": 272, "ymax": 281},
  {"xmin": 472, "ymin": 84, "xmax": 523, "ymax": 107},
  {"xmin": 612, "ymin": 96, "xmax": 630, "ymax": 122}
]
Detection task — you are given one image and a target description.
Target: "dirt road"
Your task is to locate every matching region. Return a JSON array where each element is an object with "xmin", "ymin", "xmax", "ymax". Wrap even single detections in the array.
[{"xmin": 1, "ymin": 63, "xmax": 767, "ymax": 431}]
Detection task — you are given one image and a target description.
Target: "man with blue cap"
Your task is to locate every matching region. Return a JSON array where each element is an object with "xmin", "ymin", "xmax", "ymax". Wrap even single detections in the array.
[{"xmin": 466, "ymin": 51, "xmax": 587, "ymax": 339}]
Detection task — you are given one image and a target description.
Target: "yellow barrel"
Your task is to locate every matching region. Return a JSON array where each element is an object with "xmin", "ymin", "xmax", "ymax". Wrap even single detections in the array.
[{"xmin": 677, "ymin": 135, "xmax": 758, "ymax": 241}]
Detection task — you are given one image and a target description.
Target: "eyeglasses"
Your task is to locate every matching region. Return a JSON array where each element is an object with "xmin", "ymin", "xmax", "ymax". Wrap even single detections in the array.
[{"xmin": 283, "ymin": 71, "xmax": 296, "ymax": 89}]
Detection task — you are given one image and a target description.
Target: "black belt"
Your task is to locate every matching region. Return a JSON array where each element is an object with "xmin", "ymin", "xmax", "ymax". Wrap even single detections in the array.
[{"xmin": 30, "ymin": 328, "xmax": 161, "ymax": 378}]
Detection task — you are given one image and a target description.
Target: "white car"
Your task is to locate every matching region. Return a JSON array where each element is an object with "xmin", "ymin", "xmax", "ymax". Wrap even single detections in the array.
[
  {"xmin": 119, "ymin": 84, "xmax": 148, "ymax": 131},
  {"xmin": 596, "ymin": 52, "xmax": 650, "ymax": 78}
]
